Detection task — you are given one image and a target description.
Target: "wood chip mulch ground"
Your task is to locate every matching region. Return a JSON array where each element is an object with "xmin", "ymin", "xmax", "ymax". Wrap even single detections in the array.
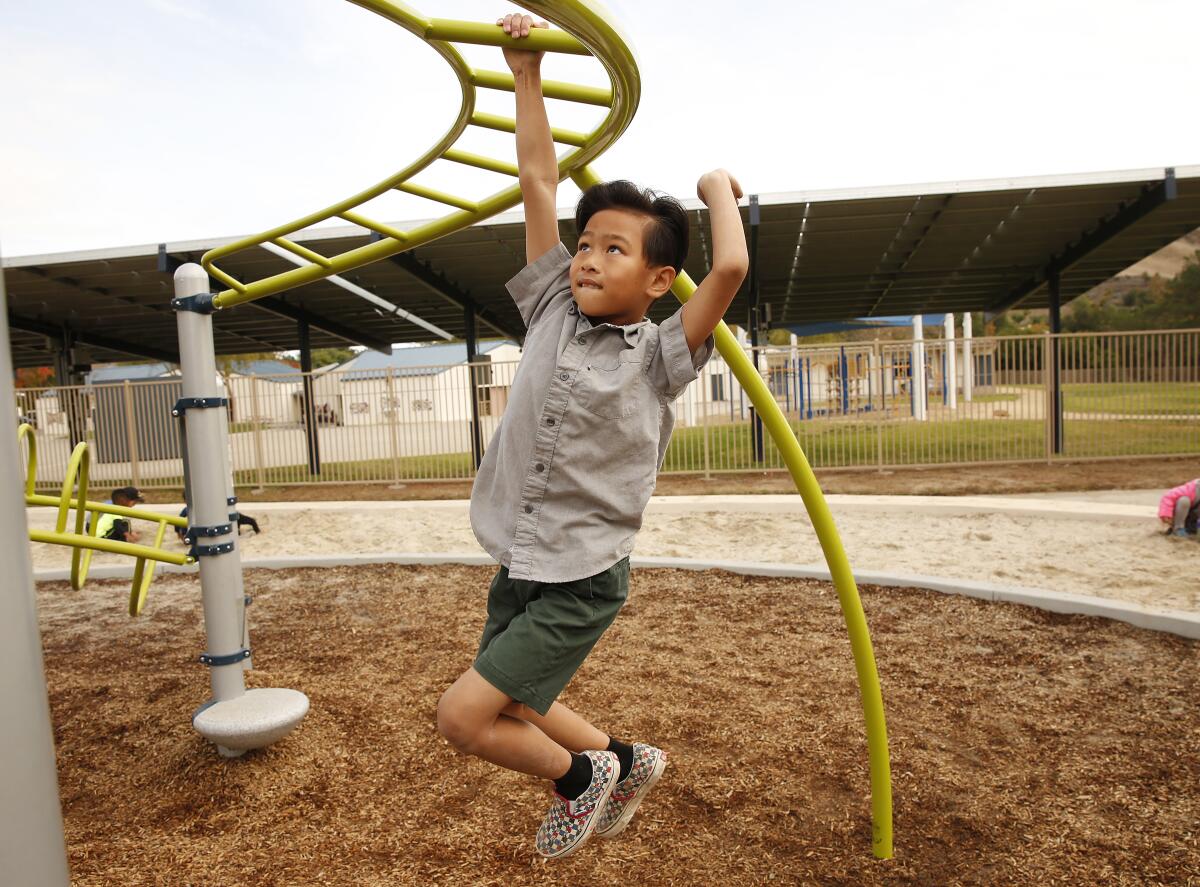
[{"xmin": 36, "ymin": 564, "xmax": 1199, "ymax": 886}]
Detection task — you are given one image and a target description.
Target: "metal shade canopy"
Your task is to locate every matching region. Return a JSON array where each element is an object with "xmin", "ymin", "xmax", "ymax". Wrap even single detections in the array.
[{"xmin": 3, "ymin": 164, "xmax": 1197, "ymax": 370}]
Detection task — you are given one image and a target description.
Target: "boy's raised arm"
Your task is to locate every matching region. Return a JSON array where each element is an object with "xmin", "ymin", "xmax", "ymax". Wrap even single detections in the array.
[
  {"xmin": 680, "ymin": 169, "xmax": 750, "ymax": 355},
  {"xmin": 498, "ymin": 14, "xmax": 560, "ymax": 264}
]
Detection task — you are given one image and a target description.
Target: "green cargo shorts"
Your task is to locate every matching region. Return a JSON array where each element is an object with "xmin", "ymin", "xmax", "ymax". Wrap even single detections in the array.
[{"xmin": 473, "ymin": 557, "xmax": 629, "ymax": 716}]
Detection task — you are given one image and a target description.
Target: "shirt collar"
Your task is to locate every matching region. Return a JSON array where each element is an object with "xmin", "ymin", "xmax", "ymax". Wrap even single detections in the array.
[{"xmin": 574, "ymin": 303, "xmax": 648, "ymax": 345}]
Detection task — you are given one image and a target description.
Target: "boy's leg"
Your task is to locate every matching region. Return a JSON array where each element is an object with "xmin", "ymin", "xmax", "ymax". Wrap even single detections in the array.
[
  {"xmin": 437, "ymin": 667, "xmax": 571, "ymax": 780},
  {"xmin": 500, "ymin": 699, "xmax": 609, "ymax": 754}
]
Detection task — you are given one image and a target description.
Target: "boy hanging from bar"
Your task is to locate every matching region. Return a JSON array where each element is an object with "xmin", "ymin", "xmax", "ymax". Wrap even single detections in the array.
[{"xmin": 436, "ymin": 13, "xmax": 748, "ymax": 858}]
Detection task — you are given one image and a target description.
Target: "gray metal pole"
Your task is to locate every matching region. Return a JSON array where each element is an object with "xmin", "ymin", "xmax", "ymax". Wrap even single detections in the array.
[
  {"xmin": 746, "ymin": 194, "xmax": 764, "ymax": 463},
  {"xmin": 1048, "ymin": 269, "xmax": 1064, "ymax": 454},
  {"xmin": 174, "ymin": 267, "xmax": 248, "ymax": 708},
  {"xmin": 0, "ymin": 264, "xmax": 72, "ymax": 885},
  {"xmin": 464, "ymin": 304, "xmax": 483, "ymax": 470},
  {"xmin": 172, "ymin": 265, "xmax": 308, "ymax": 757},
  {"xmin": 298, "ymin": 318, "xmax": 320, "ymax": 475}
]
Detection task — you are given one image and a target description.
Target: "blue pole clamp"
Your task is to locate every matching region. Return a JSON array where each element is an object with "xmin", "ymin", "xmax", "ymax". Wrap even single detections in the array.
[
  {"xmin": 198, "ymin": 649, "xmax": 251, "ymax": 667},
  {"xmin": 172, "ymin": 396, "xmax": 228, "ymax": 417},
  {"xmin": 191, "ymin": 540, "xmax": 235, "ymax": 558}
]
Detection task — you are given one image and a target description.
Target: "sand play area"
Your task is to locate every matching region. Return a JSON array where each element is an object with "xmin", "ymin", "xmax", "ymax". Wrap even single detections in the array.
[
  {"xmin": 28, "ymin": 489, "xmax": 1199, "ymax": 613},
  {"xmin": 24, "ymin": 485, "xmax": 1200, "ymax": 884}
]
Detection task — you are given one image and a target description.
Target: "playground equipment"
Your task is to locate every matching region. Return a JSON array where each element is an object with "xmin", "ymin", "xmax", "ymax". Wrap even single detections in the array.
[
  {"xmin": 9, "ymin": 0, "xmax": 893, "ymax": 869},
  {"xmin": 195, "ymin": 0, "xmax": 892, "ymax": 857},
  {"xmin": 19, "ymin": 423, "xmax": 192, "ymax": 616}
]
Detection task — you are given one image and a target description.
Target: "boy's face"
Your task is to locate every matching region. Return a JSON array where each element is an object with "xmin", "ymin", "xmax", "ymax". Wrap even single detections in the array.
[{"xmin": 570, "ymin": 208, "xmax": 674, "ymax": 326}]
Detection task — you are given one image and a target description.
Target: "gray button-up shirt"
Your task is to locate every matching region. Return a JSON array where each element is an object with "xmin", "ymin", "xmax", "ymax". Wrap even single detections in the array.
[{"xmin": 470, "ymin": 242, "xmax": 716, "ymax": 582}]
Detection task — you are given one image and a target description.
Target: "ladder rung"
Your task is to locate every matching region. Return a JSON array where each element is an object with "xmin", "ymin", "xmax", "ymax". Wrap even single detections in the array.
[
  {"xmin": 395, "ymin": 182, "xmax": 479, "ymax": 212},
  {"xmin": 270, "ymin": 237, "xmax": 332, "ymax": 268},
  {"xmin": 470, "ymin": 112, "xmax": 588, "ymax": 148},
  {"xmin": 207, "ymin": 264, "xmax": 247, "ymax": 294},
  {"xmin": 471, "ymin": 69, "xmax": 612, "ymax": 107},
  {"xmin": 426, "ymin": 19, "xmax": 590, "ymax": 56},
  {"xmin": 442, "ymin": 148, "xmax": 519, "ymax": 177},
  {"xmin": 338, "ymin": 211, "xmax": 409, "ymax": 243}
]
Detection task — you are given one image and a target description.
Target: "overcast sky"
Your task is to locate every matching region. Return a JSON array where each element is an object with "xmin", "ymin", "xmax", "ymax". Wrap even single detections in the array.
[{"xmin": 2, "ymin": 0, "xmax": 1197, "ymax": 259}]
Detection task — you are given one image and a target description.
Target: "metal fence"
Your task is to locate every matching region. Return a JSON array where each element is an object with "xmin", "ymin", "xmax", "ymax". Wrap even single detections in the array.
[{"xmin": 14, "ymin": 328, "xmax": 1200, "ymax": 492}]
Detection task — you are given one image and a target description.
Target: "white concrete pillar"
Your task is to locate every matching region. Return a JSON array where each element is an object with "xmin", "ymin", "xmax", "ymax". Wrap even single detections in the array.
[
  {"xmin": 790, "ymin": 333, "xmax": 799, "ymax": 413},
  {"xmin": 962, "ymin": 312, "xmax": 974, "ymax": 402},
  {"xmin": 911, "ymin": 315, "xmax": 927, "ymax": 421},
  {"xmin": 869, "ymin": 343, "xmax": 881, "ymax": 406},
  {"xmin": 944, "ymin": 313, "xmax": 957, "ymax": 410}
]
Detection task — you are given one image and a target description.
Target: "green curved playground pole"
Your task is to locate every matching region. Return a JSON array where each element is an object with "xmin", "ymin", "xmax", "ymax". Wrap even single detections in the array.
[{"xmin": 570, "ymin": 165, "xmax": 894, "ymax": 859}]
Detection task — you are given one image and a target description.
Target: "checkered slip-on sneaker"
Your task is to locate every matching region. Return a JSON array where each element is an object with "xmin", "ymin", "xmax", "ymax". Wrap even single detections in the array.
[
  {"xmin": 535, "ymin": 750, "xmax": 619, "ymax": 859},
  {"xmin": 595, "ymin": 743, "xmax": 668, "ymax": 838}
]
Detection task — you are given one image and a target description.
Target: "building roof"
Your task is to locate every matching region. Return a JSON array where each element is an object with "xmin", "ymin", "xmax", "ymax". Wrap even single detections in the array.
[
  {"xmin": 86, "ymin": 362, "xmax": 175, "ymax": 384},
  {"xmin": 4, "ymin": 164, "xmax": 1197, "ymax": 371},
  {"xmin": 340, "ymin": 339, "xmax": 515, "ymax": 381},
  {"xmin": 228, "ymin": 359, "xmax": 300, "ymax": 378}
]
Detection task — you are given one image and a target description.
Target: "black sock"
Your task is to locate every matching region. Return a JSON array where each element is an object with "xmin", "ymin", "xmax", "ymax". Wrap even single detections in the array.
[
  {"xmin": 553, "ymin": 753, "xmax": 593, "ymax": 800},
  {"xmin": 607, "ymin": 737, "xmax": 634, "ymax": 783}
]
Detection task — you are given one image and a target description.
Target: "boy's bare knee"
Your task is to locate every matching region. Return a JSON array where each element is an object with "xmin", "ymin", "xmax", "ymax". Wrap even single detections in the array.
[
  {"xmin": 436, "ymin": 691, "xmax": 478, "ymax": 753},
  {"xmin": 434, "ymin": 686, "xmax": 465, "ymax": 748}
]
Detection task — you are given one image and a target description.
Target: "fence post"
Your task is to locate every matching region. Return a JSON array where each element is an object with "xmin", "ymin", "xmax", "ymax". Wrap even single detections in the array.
[
  {"xmin": 872, "ymin": 342, "xmax": 884, "ymax": 470},
  {"xmin": 386, "ymin": 367, "xmax": 404, "ymax": 488},
  {"xmin": 122, "ymin": 379, "xmax": 141, "ymax": 488},
  {"xmin": 1043, "ymin": 332, "xmax": 1053, "ymax": 462},
  {"xmin": 962, "ymin": 312, "xmax": 974, "ymax": 402},
  {"xmin": 249, "ymin": 377, "xmax": 266, "ymax": 492},
  {"xmin": 702, "ymin": 411, "xmax": 711, "ymax": 480}
]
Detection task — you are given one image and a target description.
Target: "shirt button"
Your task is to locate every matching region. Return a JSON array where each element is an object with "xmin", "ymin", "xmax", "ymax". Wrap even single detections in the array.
[
  {"xmin": 524, "ymin": 505, "xmax": 533, "ymax": 514},
  {"xmin": 559, "ymin": 372, "xmax": 568, "ymax": 381},
  {"xmin": 546, "ymin": 418, "xmax": 555, "ymax": 425},
  {"xmin": 535, "ymin": 463, "xmax": 545, "ymax": 472},
  {"xmin": 576, "ymin": 336, "xmax": 586, "ymax": 345}
]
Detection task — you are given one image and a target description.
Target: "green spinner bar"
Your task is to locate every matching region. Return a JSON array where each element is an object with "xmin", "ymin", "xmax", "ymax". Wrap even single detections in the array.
[{"xmin": 202, "ymin": 0, "xmax": 639, "ymax": 308}]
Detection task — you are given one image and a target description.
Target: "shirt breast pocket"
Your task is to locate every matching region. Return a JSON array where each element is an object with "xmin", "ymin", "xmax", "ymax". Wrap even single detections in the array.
[{"xmin": 579, "ymin": 354, "xmax": 646, "ymax": 419}]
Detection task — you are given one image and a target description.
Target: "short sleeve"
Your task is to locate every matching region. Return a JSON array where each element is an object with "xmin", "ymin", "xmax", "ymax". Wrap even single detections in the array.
[
  {"xmin": 505, "ymin": 242, "xmax": 573, "ymax": 330},
  {"xmin": 645, "ymin": 305, "xmax": 716, "ymax": 400}
]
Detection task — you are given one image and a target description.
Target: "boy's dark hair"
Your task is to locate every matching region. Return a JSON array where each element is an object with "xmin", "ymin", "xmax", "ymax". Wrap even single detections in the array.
[{"xmin": 575, "ymin": 180, "xmax": 689, "ymax": 274}]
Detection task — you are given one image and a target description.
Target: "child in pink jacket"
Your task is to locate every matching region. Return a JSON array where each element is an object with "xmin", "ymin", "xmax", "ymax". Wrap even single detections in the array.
[{"xmin": 1158, "ymin": 478, "xmax": 1199, "ymax": 537}]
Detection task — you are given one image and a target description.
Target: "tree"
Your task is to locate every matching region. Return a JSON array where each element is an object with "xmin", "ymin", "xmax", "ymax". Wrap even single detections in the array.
[
  {"xmin": 216, "ymin": 351, "xmax": 286, "ymax": 375},
  {"xmin": 1149, "ymin": 250, "xmax": 1200, "ymax": 329},
  {"xmin": 14, "ymin": 366, "xmax": 55, "ymax": 388},
  {"xmin": 309, "ymin": 347, "xmax": 356, "ymax": 368}
]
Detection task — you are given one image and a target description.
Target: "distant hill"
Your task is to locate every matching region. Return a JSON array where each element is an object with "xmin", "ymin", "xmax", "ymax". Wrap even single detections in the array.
[
  {"xmin": 1079, "ymin": 228, "xmax": 1200, "ymax": 305},
  {"xmin": 1118, "ymin": 228, "xmax": 1200, "ymax": 279}
]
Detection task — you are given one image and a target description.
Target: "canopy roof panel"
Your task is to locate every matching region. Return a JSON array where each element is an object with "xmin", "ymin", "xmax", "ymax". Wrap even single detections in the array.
[{"xmin": 4, "ymin": 165, "xmax": 1198, "ymax": 370}]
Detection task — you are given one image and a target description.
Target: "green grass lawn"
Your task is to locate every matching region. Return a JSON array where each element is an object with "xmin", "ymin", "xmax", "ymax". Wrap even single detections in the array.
[
  {"xmin": 968, "ymin": 392, "xmax": 1020, "ymax": 404},
  {"xmin": 232, "ymin": 451, "xmax": 476, "ymax": 486},
  {"xmin": 1061, "ymin": 382, "xmax": 1200, "ymax": 415},
  {"xmin": 232, "ymin": 415, "xmax": 1198, "ymax": 485},
  {"xmin": 662, "ymin": 419, "xmax": 1051, "ymax": 470}
]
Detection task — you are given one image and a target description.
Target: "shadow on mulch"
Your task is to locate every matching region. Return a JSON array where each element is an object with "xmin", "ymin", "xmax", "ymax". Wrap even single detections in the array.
[{"xmin": 37, "ymin": 564, "xmax": 1200, "ymax": 886}]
